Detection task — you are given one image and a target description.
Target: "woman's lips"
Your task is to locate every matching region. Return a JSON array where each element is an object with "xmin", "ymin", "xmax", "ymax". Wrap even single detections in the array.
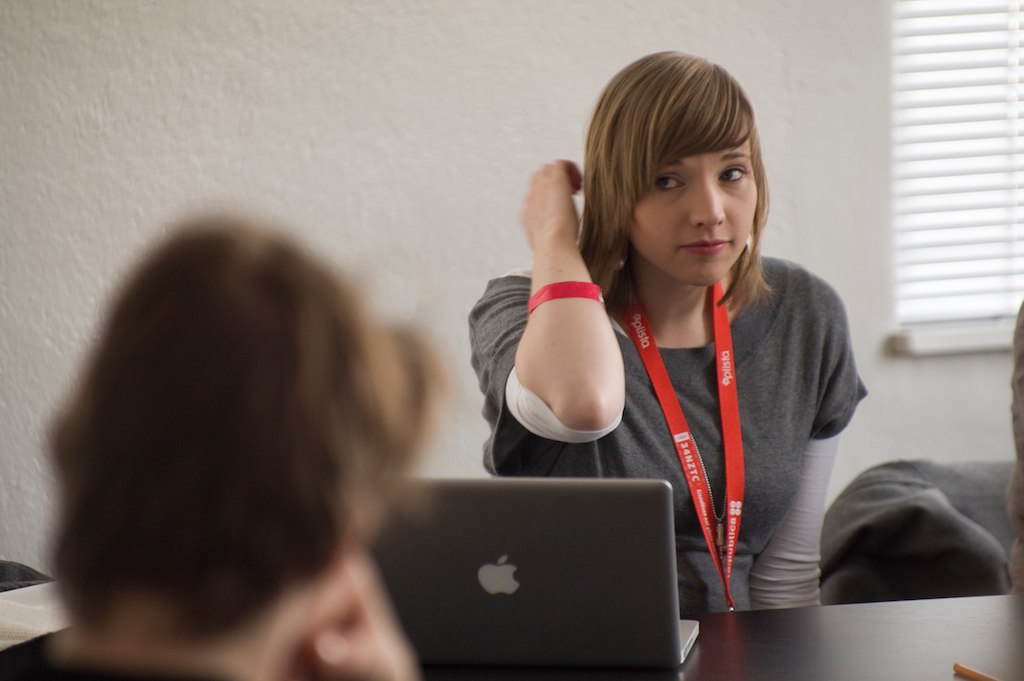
[{"xmin": 681, "ymin": 240, "xmax": 729, "ymax": 256}]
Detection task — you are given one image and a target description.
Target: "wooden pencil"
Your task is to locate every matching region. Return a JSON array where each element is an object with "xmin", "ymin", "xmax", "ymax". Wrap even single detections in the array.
[{"xmin": 953, "ymin": 662, "xmax": 1002, "ymax": 681}]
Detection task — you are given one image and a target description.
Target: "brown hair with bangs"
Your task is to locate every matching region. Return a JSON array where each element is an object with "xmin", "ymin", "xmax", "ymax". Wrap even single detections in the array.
[
  {"xmin": 579, "ymin": 51, "xmax": 771, "ymax": 316},
  {"xmin": 49, "ymin": 215, "xmax": 444, "ymax": 637}
]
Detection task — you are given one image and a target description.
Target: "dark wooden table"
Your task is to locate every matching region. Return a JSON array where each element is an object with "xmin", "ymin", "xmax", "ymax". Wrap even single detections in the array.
[
  {"xmin": 685, "ymin": 594, "xmax": 1023, "ymax": 681},
  {"xmin": 425, "ymin": 594, "xmax": 1024, "ymax": 681}
]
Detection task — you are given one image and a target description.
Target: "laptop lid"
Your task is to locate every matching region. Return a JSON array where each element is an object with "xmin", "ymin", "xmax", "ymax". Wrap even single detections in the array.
[{"xmin": 373, "ymin": 477, "xmax": 697, "ymax": 669}]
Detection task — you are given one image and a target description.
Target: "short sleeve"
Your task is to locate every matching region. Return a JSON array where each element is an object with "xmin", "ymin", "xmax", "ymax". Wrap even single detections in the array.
[
  {"xmin": 468, "ymin": 275, "xmax": 565, "ymax": 475},
  {"xmin": 808, "ymin": 278, "xmax": 867, "ymax": 439}
]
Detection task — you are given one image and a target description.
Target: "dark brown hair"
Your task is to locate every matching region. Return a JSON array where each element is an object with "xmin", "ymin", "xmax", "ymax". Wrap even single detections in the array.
[
  {"xmin": 50, "ymin": 215, "xmax": 443, "ymax": 636},
  {"xmin": 579, "ymin": 51, "xmax": 771, "ymax": 316}
]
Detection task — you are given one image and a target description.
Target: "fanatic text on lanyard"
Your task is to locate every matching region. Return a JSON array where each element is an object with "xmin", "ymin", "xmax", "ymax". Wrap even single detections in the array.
[{"xmin": 624, "ymin": 281, "xmax": 745, "ymax": 611}]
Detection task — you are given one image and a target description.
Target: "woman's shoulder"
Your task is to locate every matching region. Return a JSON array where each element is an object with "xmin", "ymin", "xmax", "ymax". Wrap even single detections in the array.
[
  {"xmin": 472, "ymin": 269, "xmax": 532, "ymax": 309},
  {"xmin": 479, "ymin": 268, "xmax": 532, "ymax": 298},
  {"xmin": 760, "ymin": 256, "xmax": 847, "ymax": 315},
  {"xmin": 469, "ymin": 269, "xmax": 533, "ymax": 337}
]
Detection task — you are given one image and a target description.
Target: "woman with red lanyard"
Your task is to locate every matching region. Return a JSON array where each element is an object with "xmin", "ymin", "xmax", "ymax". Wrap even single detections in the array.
[{"xmin": 469, "ymin": 51, "xmax": 866, "ymax": 615}]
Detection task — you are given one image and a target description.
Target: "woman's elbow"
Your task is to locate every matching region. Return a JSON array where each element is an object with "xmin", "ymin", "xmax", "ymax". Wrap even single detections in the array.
[{"xmin": 549, "ymin": 390, "xmax": 624, "ymax": 433}]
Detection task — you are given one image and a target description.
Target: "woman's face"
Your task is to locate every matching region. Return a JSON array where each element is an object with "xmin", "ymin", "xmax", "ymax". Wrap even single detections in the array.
[{"xmin": 629, "ymin": 142, "xmax": 756, "ymax": 292}]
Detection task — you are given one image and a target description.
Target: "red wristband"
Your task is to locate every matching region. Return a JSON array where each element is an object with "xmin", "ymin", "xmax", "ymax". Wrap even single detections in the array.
[{"xmin": 527, "ymin": 281, "xmax": 604, "ymax": 315}]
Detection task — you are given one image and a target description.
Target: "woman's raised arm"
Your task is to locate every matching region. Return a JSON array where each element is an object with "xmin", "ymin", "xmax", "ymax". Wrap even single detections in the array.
[{"xmin": 513, "ymin": 160, "xmax": 624, "ymax": 433}]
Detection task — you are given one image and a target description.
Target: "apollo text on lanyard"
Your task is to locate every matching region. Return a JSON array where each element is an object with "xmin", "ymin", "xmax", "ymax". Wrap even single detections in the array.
[{"xmin": 624, "ymin": 281, "xmax": 745, "ymax": 611}]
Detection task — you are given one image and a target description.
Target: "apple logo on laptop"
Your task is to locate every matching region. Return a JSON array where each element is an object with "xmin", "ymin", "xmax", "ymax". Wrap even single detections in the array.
[{"xmin": 477, "ymin": 555, "xmax": 520, "ymax": 594}]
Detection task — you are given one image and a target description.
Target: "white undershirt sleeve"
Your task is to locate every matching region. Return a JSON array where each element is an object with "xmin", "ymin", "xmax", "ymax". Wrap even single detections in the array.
[
  {"xmin": 748, "ymin": 434, "xmax": 840, "ymax": 609},
  {"xmin": 505, "ymin": 366, "xmax": 622, "ymax": 443}
]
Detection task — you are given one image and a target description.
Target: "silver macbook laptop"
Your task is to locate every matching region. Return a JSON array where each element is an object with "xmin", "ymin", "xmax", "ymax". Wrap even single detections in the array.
[{"xmin": 373, "ymin": 477, "xmax": 699, "ymax": 670}]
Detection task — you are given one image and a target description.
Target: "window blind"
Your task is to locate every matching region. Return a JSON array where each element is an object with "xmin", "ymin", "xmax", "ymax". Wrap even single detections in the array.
[{"xmin": 893, "ymin": 0, "xmax": 1024, "ymax": 326}]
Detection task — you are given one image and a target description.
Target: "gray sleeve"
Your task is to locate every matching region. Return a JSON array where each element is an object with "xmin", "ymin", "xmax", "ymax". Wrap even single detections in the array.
[
  {"xmin": 468, "ymin": 276, "xmax": 569, "ymax": 475},
  {"xmin": 468, "ymin": 275, "xmax": 530, "ymax": 431},
  {"xmin": 805, "ymin": 274, "xmax": 867, "ymax": 439}
]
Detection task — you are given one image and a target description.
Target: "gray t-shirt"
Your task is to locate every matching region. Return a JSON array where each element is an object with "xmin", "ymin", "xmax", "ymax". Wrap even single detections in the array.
[{"xmin": 469, "ymin": 257, "xmax": 867, "ymax": 615}]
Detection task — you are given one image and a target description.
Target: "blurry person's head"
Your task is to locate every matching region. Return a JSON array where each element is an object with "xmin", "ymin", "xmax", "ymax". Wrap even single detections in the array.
[
  {"xmin": 579, "ymin": 51, "xmax": 771, "ymax": 314},
  {"xmin": 49, "ymin": 214, "xmax": 443, "ymax": 639}
]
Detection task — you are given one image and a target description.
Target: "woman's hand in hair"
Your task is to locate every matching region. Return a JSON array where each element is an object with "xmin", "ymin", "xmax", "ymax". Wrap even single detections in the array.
[{"xmin": 520, "ymin": 160, "xmax": 583, "ymax": 255}]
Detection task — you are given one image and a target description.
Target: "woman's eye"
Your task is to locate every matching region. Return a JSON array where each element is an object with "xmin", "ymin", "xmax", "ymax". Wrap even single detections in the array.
[
  {"xmin": 721, "ymin": 167, "xmax": 746, "ymax": 181},
  {"xmin": 655, "ymin": 176, "xmax": 681, "ymax": 190}
]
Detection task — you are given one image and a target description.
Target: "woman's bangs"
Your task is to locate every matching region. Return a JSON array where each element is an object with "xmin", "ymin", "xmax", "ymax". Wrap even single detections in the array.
[{"xmin": 657, "ymin": 76, "xmax": 752, "ymax": 165}]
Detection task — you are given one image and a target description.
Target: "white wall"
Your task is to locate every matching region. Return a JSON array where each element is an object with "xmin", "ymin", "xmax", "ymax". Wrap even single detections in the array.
[{"xmin": 1, "ymin": 0, "xmax": 1014, "ymax": 573}]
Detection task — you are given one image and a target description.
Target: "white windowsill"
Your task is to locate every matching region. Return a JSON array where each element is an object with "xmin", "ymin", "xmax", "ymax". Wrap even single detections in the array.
[{"xmin": 888, "ymin": 320, "xmax": 1015, "ymax": 356}]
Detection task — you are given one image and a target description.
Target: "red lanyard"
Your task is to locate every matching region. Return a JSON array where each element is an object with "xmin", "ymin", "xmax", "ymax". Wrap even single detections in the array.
[{"xmin": 624, "ymin": 282, "xmax": 745, "ymax": 611}]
